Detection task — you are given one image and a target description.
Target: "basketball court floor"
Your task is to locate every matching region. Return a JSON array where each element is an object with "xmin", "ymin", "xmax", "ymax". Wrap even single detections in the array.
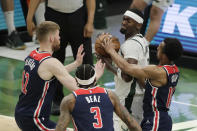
[{"xmin": 0, "ymin": 15, "xmax": 197, "ymax": 131}]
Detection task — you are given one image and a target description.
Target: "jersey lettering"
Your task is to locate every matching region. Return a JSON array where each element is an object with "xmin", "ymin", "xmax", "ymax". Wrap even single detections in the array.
[
  {"xmin": 171, "ymin": 74, "xmax": 178, "ymax": 83},
  {"xmin": 21, "ymin": 71, "xmax": 29, "ymax": 94},
  {"xmin": 90, "ymin": 107, "xmax": 103, "ymax": 128}
]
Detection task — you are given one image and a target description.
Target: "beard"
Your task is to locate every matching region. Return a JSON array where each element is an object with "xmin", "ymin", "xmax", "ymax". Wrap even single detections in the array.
[
  {"xmin": 52, "ymin": 38, "xmax": 60, "ymax": 52},
  {"xmin": 120, "ymin": 27, "xmax": 126, "ymax": 34}
]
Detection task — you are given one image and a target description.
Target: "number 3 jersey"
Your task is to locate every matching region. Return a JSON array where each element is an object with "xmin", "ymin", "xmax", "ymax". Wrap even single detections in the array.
[
  {"xmin": 15, "ymin": 49, "xmax": 56, "ymax": 118},
  {"xmin": 143, "ymin": 64, "xmax": 180, "ymax": 116},
  {"xmin": 72, "ymin": 86, "xmax": 114, "ymax": 131}
]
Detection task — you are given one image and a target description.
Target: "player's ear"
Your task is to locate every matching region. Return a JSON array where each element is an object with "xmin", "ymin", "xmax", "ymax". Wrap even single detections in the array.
[
  {"xmin": 49, "ymin": 34, "xmax": 54, "ymax": 43},
  {"xmin": 136, "ymin": 23, "xmax": 142, "ymax": 31}
]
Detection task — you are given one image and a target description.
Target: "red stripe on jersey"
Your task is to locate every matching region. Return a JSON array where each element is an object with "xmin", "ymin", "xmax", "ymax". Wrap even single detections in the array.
[
  {"xmin": 35, "ymin": 82, "xmax": 49, "ymax": 117},
  {"xmin": 74, "ymin": 87, "xmax": 106, "ymax": 96},
  {"xmin": 72, "ymin": 118, "xmax": 78, "ymax": 131},
  {"xmin": 34, "ymin": 82, "xmax": 54, "ymax": 131},
  {"xmin": 30, "ymin": 50, "xmax": 51, "ymax": 62},
  {"xmin": 153, "ymin": 110, "xmax": 159, "ymax": 131},
  {"xmin": 166, "ymin": 87, "xmax": 173, "ymax": 108},
  {"xmin": 152, "ymin": 88, "xmax": 157, "ymax": 111},
  {"xmin": 161, "ymin": 65, "xmax": 179, "ymax": 74}
]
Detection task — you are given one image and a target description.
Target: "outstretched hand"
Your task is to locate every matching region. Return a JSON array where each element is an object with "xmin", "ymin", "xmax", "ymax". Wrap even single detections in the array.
[
  {"xmin": 95, "ymin": 60, "xmax": 105, "ymax": 81},
  {"xmin": 76, "ymin": 44, "xmax": 85, "ymax": 66}
]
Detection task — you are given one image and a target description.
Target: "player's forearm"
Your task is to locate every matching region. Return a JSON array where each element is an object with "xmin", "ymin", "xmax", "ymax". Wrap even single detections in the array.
[
  {"xmin": 55, "ymin": 125, "xmax": 65, "ymax": 131},
  {"xmin": 65, "ymin": 61, "xmax": 80, "ymax": 73},
  {"xmin": 55, "ymin": 112, "xmax": 71, "ymax": 131},
  {"xmin": 86, "ymin": 0, "xmax": 95, "ymax": 25},
  {"xmin": 120, "ymin": 106, "xmax": 142, "ymax": 131},
  {"xmin": 106, "ymin": 63, "xmax": 118, "ymax": 75},
  {"xmin": 108, "ymin": 50, "xmax": 132, "ymax": 75},
  {"xmin": 109, "ymin": 66, "xmax": 118, "ymax": 75},
  {"xmin": 125, "ymin": 117, "xmax": 142, "ymax": 131},
  {"xmin": 116, "ymin": 104, "xmax": 141, "ymax": 131},
  {"xmin": 27, "ymin": 0, "xmax": 41, "ymax": 21}
]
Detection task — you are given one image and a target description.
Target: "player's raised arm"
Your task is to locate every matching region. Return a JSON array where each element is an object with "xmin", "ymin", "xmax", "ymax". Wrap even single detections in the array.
[
  {"xmin": 55, "ymin": 94, "xmax": 75, "ymax": 131},
  {"xmin": 64, "ymin": 44, "xmax": 85, "ymax": 72},
  {"xmin": 43, "ymin": 58, "xmax": 78, "ymax": 91},
  {"xmin": 108, "ymin": 90, "xmax": 142, "ymax": 131}
]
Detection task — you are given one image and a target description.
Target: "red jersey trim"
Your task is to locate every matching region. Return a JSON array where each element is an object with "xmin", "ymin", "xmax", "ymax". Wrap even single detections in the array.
[
  {"xmin": 73, "ymin": 87, "xmax": 106, "ymax": 96},
  {"xmin": 29, "ymin": 49, "xmax": 51, "ymax": 62},
  {"xmin": 159, "ymin": 65, "xmax": 179, "ymax": 74}
]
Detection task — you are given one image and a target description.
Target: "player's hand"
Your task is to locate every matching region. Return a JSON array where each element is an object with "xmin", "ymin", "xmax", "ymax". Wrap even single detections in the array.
[
  {"xmin": 75, "ymin": 44, "xmax": 85, "ymax": 66},
  {"xmin": 102, "ymin": 37, "xmax": 114, "ymax": 53},
  {"xmin": 95, "ymin": 59, "xmax": 105, "ymax": 81},
  {"xmin": 26, "ymin": 19, "xmax": 36, "ymax": 36},
  {"xmin": 84, "ymin": 23, "xmax": 94, "ymax": 38}
]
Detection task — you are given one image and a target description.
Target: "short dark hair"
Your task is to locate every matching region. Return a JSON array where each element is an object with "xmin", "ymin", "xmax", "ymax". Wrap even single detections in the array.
[
  {"xmin": 75, "ymin": 64, "xmax": 96, "ymax": 88},
  {"xmin": 128, "ymin": 8, "xmax": 144, "ymax": 21},
  {"xmin": 163, "ymin": 38, "xmax": 183, "ymax": 61}
]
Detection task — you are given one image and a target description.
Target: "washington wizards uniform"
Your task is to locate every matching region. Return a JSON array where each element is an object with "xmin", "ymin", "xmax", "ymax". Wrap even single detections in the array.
[
  {"xmin": 141, "ymin": 65, "xmax": 179, "ymax": 131},
  {"xmin": 72, "ymin": 86, "xmax": 114, "ymax": 131},
  {"xmin": 15, "ymin": 49, "xmax": 57, "ymax": 131}
]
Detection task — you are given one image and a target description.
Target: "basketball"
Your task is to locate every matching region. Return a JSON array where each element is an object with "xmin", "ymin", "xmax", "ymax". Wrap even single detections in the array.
[{"xmin": 95, "ymin": 34, "xmax": 120, "ymax": 57}]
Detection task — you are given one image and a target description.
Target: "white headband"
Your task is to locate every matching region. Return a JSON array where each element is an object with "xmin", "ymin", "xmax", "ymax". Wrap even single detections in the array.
[
  {"xmin": 76, "ymin": 73, "xmax": 96, "ymax": 86},
  {"xmin": 124, "ymin": 10, "xmax": 144, "ymax": 24}
]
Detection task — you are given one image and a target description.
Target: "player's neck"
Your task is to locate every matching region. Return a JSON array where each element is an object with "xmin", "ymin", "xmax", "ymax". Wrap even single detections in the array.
[
  {"xmin": 39, "ymin": 43, "xmax": 53, "ymax": 55},
  {"xmin": 125, "ymin": 32, "xmax": 139, "ymax": 40},
  {"xmin": 159, "ymin": 59, "xmax": 173, "ymax": 66}
]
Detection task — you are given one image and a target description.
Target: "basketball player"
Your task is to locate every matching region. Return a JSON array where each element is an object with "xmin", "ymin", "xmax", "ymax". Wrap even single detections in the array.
[
  {"xmin": 15, "ymin": 21, "xmax": 85, "ymax": 131},
  {"xmin": 102, "ymin": 37, "xmax": 183, "ymax": 130},
  {"xmin": 26, "ymin": 0, "xmax": 95, "ymax": 115},
  {"xmin": 102, "ymin": 9, "xmax": 149, "ymax": 130},
  {"xmin": 55, "ymin": 63, "xmax": 142, "ymax": 131}
]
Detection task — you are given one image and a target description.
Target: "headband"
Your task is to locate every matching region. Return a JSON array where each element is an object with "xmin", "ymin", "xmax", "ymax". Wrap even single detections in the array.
[
  {"xmin": 76, "ymin": 73, "xmax": 96, "ymax": 86},
  {"xmin": 124, "ymin": 10, "xmax": 144, "ymax": 24}
]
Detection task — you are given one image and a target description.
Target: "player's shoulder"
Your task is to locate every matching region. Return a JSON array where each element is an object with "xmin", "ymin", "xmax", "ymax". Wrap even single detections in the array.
[
  {"xmin": 143, "ymin": 65, "xmax": 164, "ymax": 73},
  {"xmin": 61, "ymin": 93, "xmax": 76, "ymax": 110},
  {"xmin": 125, "ymin": 34, "xmax": 146, "ymax": 48},
  {"xmin": 105, "ymin": 89, "xmax": 116, "ymax": 99},
  {"xmin": 39, "ymin": 57, "xmax": 64, "ymax": 74},
  {"xmin": 41, "ymin": 57, "xmax": 62, "ymax": 67},
  {"xmin": 63, "ymin": 93, "xmax": 75, "ymax": 103}
]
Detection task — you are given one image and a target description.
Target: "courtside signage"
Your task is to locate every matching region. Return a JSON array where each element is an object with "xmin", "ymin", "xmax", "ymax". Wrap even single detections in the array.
[{"xmin": 151, "ymin": 0, "xmax": 197, "ymax": 54}]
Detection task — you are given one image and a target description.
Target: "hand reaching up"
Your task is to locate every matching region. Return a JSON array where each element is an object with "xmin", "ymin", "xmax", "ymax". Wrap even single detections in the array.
[{"xmin": 95, "ymin": 60, "xmax": 105, "ymax": 81}]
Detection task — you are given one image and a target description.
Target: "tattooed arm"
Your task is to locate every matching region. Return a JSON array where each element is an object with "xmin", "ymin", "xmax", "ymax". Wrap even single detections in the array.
[
  {"xmin": 108, "ymin": 90, "xmax": 142, "ymax": 131},
  {"xmin": 55, "ymin": 94, "xmax": 76, "ymax": 131}
]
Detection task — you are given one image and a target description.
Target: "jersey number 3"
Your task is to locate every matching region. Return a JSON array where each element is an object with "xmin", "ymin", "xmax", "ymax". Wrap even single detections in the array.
[
  {"xmin": 90, "ymin": 107, "xmax": 103, "ymax": 128},
  {"xmin": 21, "ymin": 71, "xmax": 29, "ymax": 94}
]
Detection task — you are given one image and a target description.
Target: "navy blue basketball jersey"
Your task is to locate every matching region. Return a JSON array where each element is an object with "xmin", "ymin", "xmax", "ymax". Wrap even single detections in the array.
[
  {"xmin": 72, "ymin": 86, "xmax": 114, "ymax": 131},
  {"xmin": 143, "ymin": 64, "xmax": 179, "ymax": 116},
  {"xmin": 15, "ymin": 49, "xmax": 56, "ymax": 119}
]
